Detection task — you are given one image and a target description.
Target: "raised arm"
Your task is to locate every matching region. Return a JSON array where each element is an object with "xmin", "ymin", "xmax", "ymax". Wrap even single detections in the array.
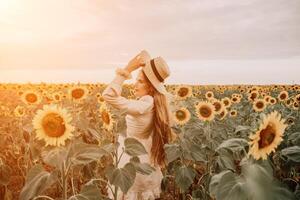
[{"xmin": 102, "ymin": 69, "xmax": 154, "ymax": 115}]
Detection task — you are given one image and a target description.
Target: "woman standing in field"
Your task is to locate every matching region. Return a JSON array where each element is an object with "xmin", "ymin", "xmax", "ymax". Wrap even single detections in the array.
[{"xmin": 102, "ymin": 50, "xmax": 176, "ymax": 200}]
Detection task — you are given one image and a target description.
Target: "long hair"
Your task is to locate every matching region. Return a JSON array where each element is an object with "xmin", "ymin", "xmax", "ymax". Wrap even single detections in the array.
[{"xmin": 141, "ymin": 70, "xmax": 177, "ymax": 168}]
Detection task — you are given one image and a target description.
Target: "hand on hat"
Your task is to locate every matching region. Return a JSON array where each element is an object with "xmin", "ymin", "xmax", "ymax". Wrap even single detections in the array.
[{"xmin": 125, "ymin": 50, "xmax": 150, "ymax": 73}]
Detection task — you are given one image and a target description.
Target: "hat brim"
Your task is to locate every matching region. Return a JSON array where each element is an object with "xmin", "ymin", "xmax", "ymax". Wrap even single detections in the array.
[{"xmin": 142, "ymin": 64, "xmax": 173, "ymax": 99}]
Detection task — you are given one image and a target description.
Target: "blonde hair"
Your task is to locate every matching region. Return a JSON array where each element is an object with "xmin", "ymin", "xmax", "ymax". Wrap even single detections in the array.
[{"xmin": 141, "ymin": 70, "xmax": 177, "ymax": 168}]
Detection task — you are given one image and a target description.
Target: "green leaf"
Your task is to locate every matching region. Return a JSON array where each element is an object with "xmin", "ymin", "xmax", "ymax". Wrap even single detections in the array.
[
  {"xmin": 130, "ymin": 157, "xmax": 156, "ymax": 175},
  {"xmin": 19, "ymin": 164, "xmax": 57, "ymax": 200},
  {"xmin": 67, "ymin": 140, "xmax": 108, "ymax": 166},
  {"xmin": 216, "ymin": 171, "xmax": 248, "ymax": 200},
  {"xmin": 164, "ymin": 143, "xmax": 181, "ymax": 164},
  {"xmin": 209, "ymin": 170, "xmax": 232, "ymax": 197},
  {"xmin": 68, "ymin": 184, "xmax": 102, "ymax": 200},
  {"xmin": 111, "ymin": 163, "xmax": 136, "ymax": 194},
  {"xmin": 41, "ymin": 147, "xmax": 68, "ymax": 169},
  {"xmin": 234, "ymin": 125, "xmax": 251, "ymax": 134},
  {"xmin": 288, "ymin": 132, "xmax": 300, "ymax": 145},
  {"xmin": 124, "ymin": 137, "xmax": 147, "ymax": 156},
  {"xmin": 175, "ymin": 165, "xmax": 196, "ymax": 192},
  {"xmin": 281, "ymin": 146, "xmax": 300, "ymax": 163},
  {"xmin": 216, "ymin": 138, "xmax": 248, "ymax": 152}
]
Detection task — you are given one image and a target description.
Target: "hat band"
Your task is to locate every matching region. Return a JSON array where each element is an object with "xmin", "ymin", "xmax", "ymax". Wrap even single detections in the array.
[{"xmin": 150, "ymin": 59, "xmax": 164, "ymax": 82}]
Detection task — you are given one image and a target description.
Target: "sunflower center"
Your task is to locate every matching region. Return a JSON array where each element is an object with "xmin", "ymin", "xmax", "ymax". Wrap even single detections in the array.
[
  {"xmin": 176, "ymin": 110, "xmax": 186, "ymax": 121},
  {"xmin": 26, "ymin": 93, "xmax": 38, "ymax": 103},
  {"xmin": 213, "ymin": 102, "xmax": 221, "ymax": 112},
  {"xmin": 258, "ymin": 124, "xmax": 276, "ymax": 149},
  {"xmin": 42, "ymin": 113, "xmax": 66, "ymax": 137},
  {"xmin": 178, "ymin": 88, "xmax": 188, "ymax": 97},
  {"xmin": 250, "ymin": 93, "xmax": 257, "ymax": 101},
  {"xmin": 101, "ymin": 111, "xmax": 110, "ymax": 125},
  {"xmin": 71, "ymin": 88, "xmax": 84, "ymax": 99},
  {"xmin": 280, "ymin": 93, "xmax": 287, "ymax": 100},
  {"xmin": 223, "ymin": 100, "xmax": 229, "ymax": 106},
  {"xmin": 256, "ymin": 101, "xmax": 264, "ymax": 109},
  {"xmin": 199, "ymin": 106, "xmax": 212, "ymax": 118}
]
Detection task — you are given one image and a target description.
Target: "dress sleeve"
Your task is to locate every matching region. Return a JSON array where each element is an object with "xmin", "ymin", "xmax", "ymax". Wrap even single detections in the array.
[{"xmin": 102, "ymin": 69, "xmax": 154, "ymax": 116}]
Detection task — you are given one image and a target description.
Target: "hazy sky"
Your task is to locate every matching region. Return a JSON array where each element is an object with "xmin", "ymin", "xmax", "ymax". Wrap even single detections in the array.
[{"xmin": 0, "ymin": 0, "xmax": 300, "ymax": 83}]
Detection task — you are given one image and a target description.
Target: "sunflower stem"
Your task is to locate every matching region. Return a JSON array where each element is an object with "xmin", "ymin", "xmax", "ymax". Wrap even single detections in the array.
[{"xmin": 62, "ymin": 161, "xmax": 68, "ymax": 200}]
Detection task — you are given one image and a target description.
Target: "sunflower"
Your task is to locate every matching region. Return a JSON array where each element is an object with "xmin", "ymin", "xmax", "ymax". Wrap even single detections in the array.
[
  {"xmin": 292, "ymin": 102, "xmax": 299, "ymax": 110},
  {"xmin": 278, "ymin": 91, "xmax": 289, "ymax": 101},
  {"xmin": 205, "ymin": 91, "xmax": 214, "ymax": 100},
  {"xmin": 32, "ymin": 104, "xmax": 75, "ymax": 146},
  {"xmin": 269, "ymin": 97, "xmax": 277, "ymax": 105},
  {"xmin": 253, "ymin": 99, "xmax": 267, "ymax": 112},
  {"xmin": 231, "ymin": 96, "xmax": 241, "ymax": 104},
  {"xmin": 99, "ymin": 104, "xmax": 115, "ymax": 131},
  {"xmin": 173, "ymin": 107, "xmax": 191, "ymax": 126},
  {"xmin": 21, "ymin": 90, "xmax": 42, "ymax": 105},
  {"xmin": 211, "ymin": 99, "xmax": 224, "ymax": 114},
  {"xmin": 229, "ymin": 109, "xmax": 238, "ymax": 117},
  {"xmin": 248, "ymin": 91, "xmax": 259, "ymax": 102},
  {"xmin": 248, "ymin": 111, "xmax": 287, "ymax": 160},
  {"xmin": 175, "ymin": 85, "xmax": 193, "ymax": 100},
  {"xmin": 195, "ymin": 101, "xmax": 215, "ymax": 121},
  {"xmin": 264, "ymin": 95, "xmax": 271, "ymax": 104},
  {"xmin": 68, "ymin": 86, "xmax": 88, "ymax": 102},
  {"xmin": 218, "ymin": 108, "xmax": 228, "ymax": 120},
  {"xmin": 52, "ymin": 92, "xmax": 62, "ymax": 102},
  {"xmin": 221, "ymin": 97, "xmax": 232, "ymax": 108},
  {"xmin": 294, "ymin": 94, "xmax": 300, "ymax": 103},
  {"xmin": 14, "ymin": 105, "xmax": 26, "ymax": 117}
]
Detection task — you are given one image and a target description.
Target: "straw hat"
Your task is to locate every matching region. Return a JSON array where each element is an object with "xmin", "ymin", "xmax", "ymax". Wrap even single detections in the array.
[{"xmin": 141, "ymin": 55, "xmax": 172, "ymax": 98}]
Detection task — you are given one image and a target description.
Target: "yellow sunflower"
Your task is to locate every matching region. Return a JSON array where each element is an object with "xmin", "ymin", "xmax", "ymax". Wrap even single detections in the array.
[
  {"xmin": 52, "ymin": 92, "xmax": 62, "ymax": 102},
  {"xmin": 205, "ymin": 91, "xmax": 214, "ymax": 100},
  {"xmin": 99, "ymin": 104, "xmax": 115, "ymax": 131},
  {"xmin": 21, "ymin": 90, "xmax": 42, "ymax": 105},
  {"xmin": 278, "ymin": 91, "xmax": 289, "ymax": 101},
  {"xmin": 269, "ymin": 97, "xmax": 277, "ymax": 105},
  {"xmin": 294, "ymin": 94, "xmax": 300, "ymax": 103},
  {"xmin": 173, "ymin": 107, "xmax": 191, "ymax": 126},
  {"xmin": 14, "ymin": 105, "xmax": 26, "ymax": 117},
  {"xmin": 248, "ymin": 111, "xmax": 287, "ymax": 160},
  {"xmin": 253, "ymin": 99, "xmax": 267, "ymax": 112},
  {"xmin": 175, "ymin": 85, "xmax": 193, "ymax": 100},
  {"xmin": 229, "ymin": 109, "xmax": 238, "ymax": 117},
  {"xmin": 32, "ymin": 104, "xmax": 75, "ymax": 146},
  {"xmin": 68, "ymin": 86, "xmax": 88, "ymax": 102},
  {"xmin": 231, "ymin": 96, "xmax": 241, "ymax": 104},
  {"xmin": 211, "ymin": 99, "xmax": 224, "ymax": 114},
  {"xmin": 218, "ymin": 108, "xmax": 228, "ymax": 120},
  {"xmin": 248, "ymin": 91, "xmax": 259, "ymax": 102},
  {"xmin": 221, "ymin": 97, "xmax": 232, "ymax": 108},
  {"xmin": 292, "ymin": 102, "xmax": 299, "ymax": 110},
  {"xmin": 195, "ymin": 101, "xmax": 215, "ymax": 121}
]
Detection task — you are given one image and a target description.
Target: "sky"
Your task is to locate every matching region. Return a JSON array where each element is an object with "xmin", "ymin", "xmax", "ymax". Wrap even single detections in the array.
[{"xmin": 0, "ymin": 0, "xmax": 300, "ymax": 84}]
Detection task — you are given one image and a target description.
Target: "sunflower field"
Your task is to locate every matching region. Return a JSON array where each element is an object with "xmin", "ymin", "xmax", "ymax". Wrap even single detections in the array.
[{"xmin": 0, "ymin": 83, "xmax": 299, "ymax": 200}]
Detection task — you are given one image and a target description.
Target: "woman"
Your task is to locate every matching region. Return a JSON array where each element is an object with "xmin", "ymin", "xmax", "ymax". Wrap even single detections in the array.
[{"xmin": 102, "ymin": 50, "xmax": 177, "ymax": 200}]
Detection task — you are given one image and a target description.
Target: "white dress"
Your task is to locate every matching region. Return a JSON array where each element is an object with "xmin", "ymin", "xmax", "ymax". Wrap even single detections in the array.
[{"xmin": 102, "ymin": 71, "xmax": 163, "ymax": 200}]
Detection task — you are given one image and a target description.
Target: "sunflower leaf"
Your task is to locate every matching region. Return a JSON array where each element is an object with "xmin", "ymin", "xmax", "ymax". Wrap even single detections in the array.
[
  {"xmin": 281, "ymin": 146, "xmax": 300, "ymax": 163},
  {"xmin": 19, "ymin": 164, "xmax": 57, "ymax": 200},
  {"xmin": 174, "ymin": 165, "xmax": 196, "ymax": 192},
  {"xmin": 124, "ymin": 137, "xmax": 147, "ymax": 156},
  {"xmin": 68, "ymin": 184, "xmax": 102, "ymax": 200},
  {"xmin": 111, "ymin": 163, "xmax": 136, "ymax": 194}
]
